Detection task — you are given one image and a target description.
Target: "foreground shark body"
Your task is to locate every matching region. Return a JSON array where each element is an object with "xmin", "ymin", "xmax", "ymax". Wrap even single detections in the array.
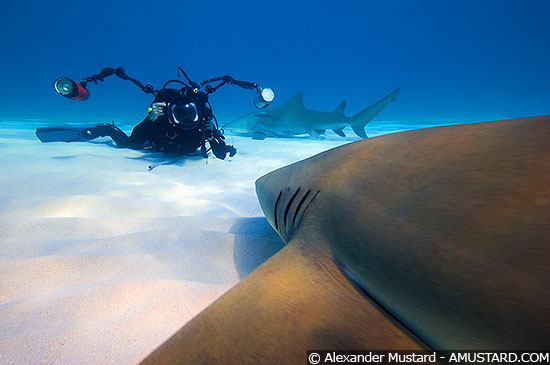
[
  {"xmin": 224, "ymin": 88, "xmax": 400, "ymax": 139},
  {"xmin": 142, "ymin": 115, "xmax": 550, "ymax": 363}
]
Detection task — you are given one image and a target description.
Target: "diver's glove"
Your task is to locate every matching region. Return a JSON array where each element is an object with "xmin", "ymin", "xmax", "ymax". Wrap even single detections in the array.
[
  {"xmin": 226, "ymin": 144, "xmax": 237, "ymax": 157},
  {"xmin": 84, "ymin": 122, "xmax": 124, "ymax": 138},
  {"xmin": 208, "ymin": 127, "xmax": 236, "ymax": 160},
  {"xmin": 148, "ymin": 102, "xmax": 166, "ymax": 122},
  {"xmin": 209, "ymin": 138, "xmax": 237, "ymax": 160}
]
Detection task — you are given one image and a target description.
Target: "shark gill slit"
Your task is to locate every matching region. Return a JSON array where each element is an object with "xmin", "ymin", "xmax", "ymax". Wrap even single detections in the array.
[
  {"xmin": 302, "ymin": 190, "xmax": 320, "ymax": 217},
  {"xmin": 283, "ymin": 187, "xmax": 301, "ymax": 228},
  {"xmin": 273, "ymin": 191, "xmax": 282, "ymax": 231},
  {"xmin": 292, "ymin": 189, "xmax": 311, "ymax": 227},
  {"xmin": 292, "ymin": 190, "xmax": 320, "ymax": 235}
]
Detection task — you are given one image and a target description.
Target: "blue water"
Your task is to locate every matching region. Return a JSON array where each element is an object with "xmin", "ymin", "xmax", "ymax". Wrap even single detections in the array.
[{"xmin": 1, "ymin": 0, "xmax": 549, "ymax": 125}]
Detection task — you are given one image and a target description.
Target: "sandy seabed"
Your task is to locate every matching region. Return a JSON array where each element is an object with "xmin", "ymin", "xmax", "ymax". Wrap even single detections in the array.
[{"xmin": 0, "ymin": 119, "xmax": 447, "ymax": 364}]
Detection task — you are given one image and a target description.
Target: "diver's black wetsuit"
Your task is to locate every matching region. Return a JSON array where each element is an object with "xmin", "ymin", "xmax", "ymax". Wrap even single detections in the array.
[{"xmin": 92, "ymin": 115, "xmax": 207, "ymax": 155}]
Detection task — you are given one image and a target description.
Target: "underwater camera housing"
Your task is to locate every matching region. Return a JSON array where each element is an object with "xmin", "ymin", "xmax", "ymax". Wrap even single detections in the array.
[{"xmin": 152, "ymin": 87, "xmax": 212, "ymax": 131}]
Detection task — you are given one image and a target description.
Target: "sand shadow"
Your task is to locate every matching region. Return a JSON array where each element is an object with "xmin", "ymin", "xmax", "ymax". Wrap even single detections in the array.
[
  {"xmin": 230, "ymin": 217, "xmax": 285, "ymax": 279},
  {"xmin": 123, "ymin": 150, "xmax": 207, "ymax": 170}
]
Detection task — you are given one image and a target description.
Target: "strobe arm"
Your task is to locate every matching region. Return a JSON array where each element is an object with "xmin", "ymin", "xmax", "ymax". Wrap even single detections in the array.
[
  {"xmin": 200, "ymin": 75, "xmax": 260, "ymax": 94},
  {"xmin": 79, "ymin": 67, "xmax": 157, "ymax": 96},
  {"xmin": 197, "ymin": 73, "xmax": 273, "ymax": 108}
]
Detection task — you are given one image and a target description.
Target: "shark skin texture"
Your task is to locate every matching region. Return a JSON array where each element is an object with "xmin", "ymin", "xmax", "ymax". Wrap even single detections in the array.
[
  {"xmin": 223, "ymin": 88, "xmax": 400, "ymax": 139},
  {"xmin": 141, "ymin": 115, "xmax": 550, "ymax": 364}
]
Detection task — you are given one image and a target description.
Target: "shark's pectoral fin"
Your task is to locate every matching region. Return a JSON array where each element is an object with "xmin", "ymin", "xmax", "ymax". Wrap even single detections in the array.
[
  {"xmin": 140, "ymin": 240, "xmax": 423, "ymax": 364},
  {"xmin": 309, "ymin": 129, "xmax": 325, "ymax": 139},
  {"xmin": 333, "ymin": 127, "xmax": 346, "ymax": 137},
  {"xmin": 252, "ymin": 132, "xmax": 267, "ymax": 140}
]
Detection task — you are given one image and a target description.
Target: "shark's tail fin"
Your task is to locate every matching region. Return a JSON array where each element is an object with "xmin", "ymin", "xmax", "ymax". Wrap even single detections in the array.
[{"xmin": 350, "ymin": 88, "xmax": 400, "ymax": 138}]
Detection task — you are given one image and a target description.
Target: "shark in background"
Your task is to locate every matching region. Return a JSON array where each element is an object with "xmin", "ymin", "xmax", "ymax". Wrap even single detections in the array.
[{"xmin": 223, "ymin": 87, "xmax": 400, "ymax": 139}]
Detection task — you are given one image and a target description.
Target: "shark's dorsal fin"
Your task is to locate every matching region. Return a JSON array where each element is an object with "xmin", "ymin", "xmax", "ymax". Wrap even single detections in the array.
[
  {"xmin": 331, "ymin": 101, "xmax": 346, "ymax": 116},
  {"xmin": 284, "ymin": 92, "xmax": 305, "ymax": 109}
]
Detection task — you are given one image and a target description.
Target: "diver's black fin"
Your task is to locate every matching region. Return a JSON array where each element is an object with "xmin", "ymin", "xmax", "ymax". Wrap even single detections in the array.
[
  {"xmin": 35, "ymin": 126, "xmax": 96, "ymax": 142},
  {"xmin": 35, "ymin": 124, "xmax": 111, "ymax": 143}
]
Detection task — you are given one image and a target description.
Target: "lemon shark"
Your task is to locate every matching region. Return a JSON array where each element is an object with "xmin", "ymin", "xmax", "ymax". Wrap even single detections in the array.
[
  {"xmin": 224, "ymin": 87, "xmax": 400, "ymax": 139},
  {"xmin": 142, "ymin": 115, "xmax": 550, "ymax": 364}
]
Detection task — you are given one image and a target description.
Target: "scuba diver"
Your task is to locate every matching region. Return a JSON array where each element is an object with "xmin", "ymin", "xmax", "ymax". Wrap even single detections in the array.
[{"xmin": 36, "ymin": 67, "xmax": 274, "ymax": 161}]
